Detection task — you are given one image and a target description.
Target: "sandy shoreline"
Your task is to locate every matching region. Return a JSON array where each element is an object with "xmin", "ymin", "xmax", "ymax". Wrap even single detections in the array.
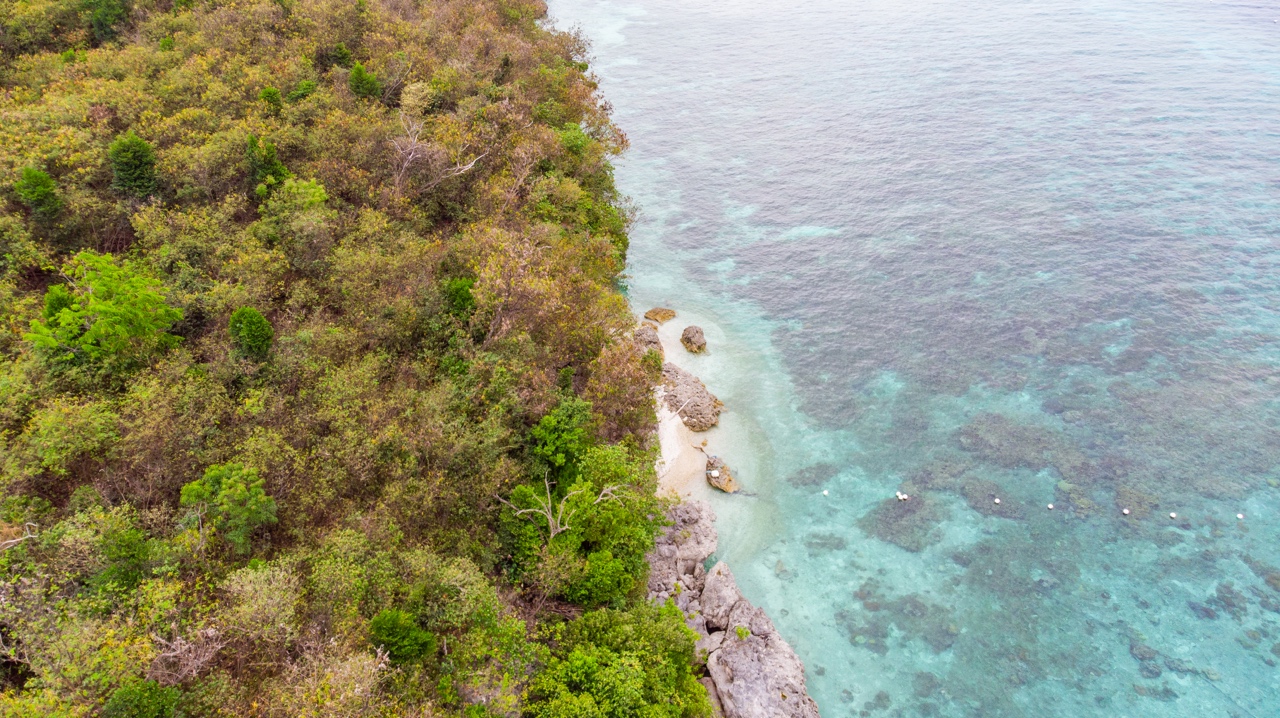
[{"xmin": 652, "ymin": 326, "xmax": 714, "ymax": 500}]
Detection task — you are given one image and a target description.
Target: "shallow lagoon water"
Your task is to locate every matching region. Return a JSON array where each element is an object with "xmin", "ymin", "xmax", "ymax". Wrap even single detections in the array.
[{"xmin": 548, "ymin": 0, "xmax": 1280, "ymax": 715}]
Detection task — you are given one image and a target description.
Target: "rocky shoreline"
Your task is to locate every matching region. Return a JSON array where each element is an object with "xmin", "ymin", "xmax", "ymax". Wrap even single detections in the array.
[
  {"xmin": 647, "ymin": 502, "xmax": 819, "ymax": 717},
  {"xmin": 640, "ymin": 310, "xmax": 820, "ymax": 717}
]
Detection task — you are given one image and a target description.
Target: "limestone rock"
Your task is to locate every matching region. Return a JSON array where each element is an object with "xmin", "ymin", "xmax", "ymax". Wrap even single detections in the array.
[
  {"xmin": 636, "ymin": 322, "xmax": 663, "ymax": 357},
  {"xmin": 646, "ymin": 501, "xmax": 719, "ymax": 598},
  {"xmin": 662, "ymin": 362, "xmax": 722, "ymax": 431},
  {"xmin": 681, "ymin": 325, "xmax": 707, "ymax": 353},
  {"xmin": 647, "ymin": 512, "xmax": 818, "ymax": 718},
  {"xmin": 705, "ymin": 455, "xmax": 740, "ymax": 494},
  {"xmin": 700, "ymin": 677, "xmax": 726, "ymax": 717},
  {"xmin": 708, "ymin": 630, "xmax": 820, "ymax": 718},
  {"xmin": 702, "ymin": 563, "xmax": 819, "ymax": 718},
  {"xmin": 644, "ymin": 307, "xmax": 677, "ymax": 323},
  {"xmin": 701, "ymin": 562, "xmax": 747, "ymax": 631}
]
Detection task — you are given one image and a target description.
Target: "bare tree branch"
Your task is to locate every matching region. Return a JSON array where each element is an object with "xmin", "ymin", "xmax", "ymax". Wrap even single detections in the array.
[
  {"xmin": 498, "ymin": 474, "xmax": 622, "ymax": 539},
  {"xmin": 0, "ymin": 524, "xmax": 38, "ymax": 552}
]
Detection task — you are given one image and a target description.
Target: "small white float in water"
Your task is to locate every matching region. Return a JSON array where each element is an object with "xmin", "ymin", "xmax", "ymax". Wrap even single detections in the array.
[
  {"xmin": 1169, "ymin": 512, "xmax": 1177, "ymax": 519},
  {"xmin": 1047, "ymin": 504, "xmax": 1054, "ymax": 510},
  {"xmin": 1122, "ymin": 508, "xmax": 1130, "ymax": 515}
]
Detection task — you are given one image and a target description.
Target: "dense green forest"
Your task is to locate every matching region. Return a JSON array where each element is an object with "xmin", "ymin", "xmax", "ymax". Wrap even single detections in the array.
[{"xmin": 0, "ymin": 0, "xmax": 710, "ymax": 714}]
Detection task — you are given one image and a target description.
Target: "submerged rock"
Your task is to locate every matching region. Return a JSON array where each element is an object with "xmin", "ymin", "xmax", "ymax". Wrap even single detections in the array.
[
  {"xmin": 644, "ymin": 307, "xmax": 677, "ymax": 323},
  {"xmin": 706, "ymin": 455, "xmax": 740, "ymax": 494},
  {"xmin": 857, "ymin": 493, "xmax": 949, "ymax": 552},
  {"xmin": 662, "ymin": 362, "xmax": 723, "ymax": 431},
  {"xmin": 635, "ymin": 322, "xmax": 663, "ymax": 357},
  {"xmin": 681, "ymin": 325, "xmax": 707, "ymax": 353}
]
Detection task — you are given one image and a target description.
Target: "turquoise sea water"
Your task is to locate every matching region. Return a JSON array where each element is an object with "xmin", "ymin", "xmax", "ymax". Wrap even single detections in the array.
[{"xmin": 548, "ymin": 0, "xmax": 1280, "ymax": 715}]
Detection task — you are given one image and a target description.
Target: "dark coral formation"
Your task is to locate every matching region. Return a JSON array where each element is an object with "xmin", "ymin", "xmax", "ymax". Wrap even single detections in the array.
[{"xmin": 856, "ymin": 493, "xmax": 949, "ymax": 552}]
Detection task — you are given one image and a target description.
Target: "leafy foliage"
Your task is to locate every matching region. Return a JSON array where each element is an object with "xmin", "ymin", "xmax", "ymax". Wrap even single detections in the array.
[
  {"xmin": 14, "ymin": 167, "xmax": 62, "ymax": 219},
  {"xmin": 369, "ymin": 608, "xmax": 436, "ymax": 664},
  {"xmin": 228, "ymin": 306, "xmax": 272, "ymax": 361},
  {"xmin": 107, "ymin": 131, "xmax": 158, "ymax": 198},
  {"xmin": 25, "ymin": 251, "xmax": 182, "ymax": 378},
  {"xmin": 349, "ymin": 62, "xmax": 383, "ymax": 99},
  {"xmin": 0, "ymin": 0, "xmax": 673, "ymax": 714},
  {"xmin": 101, "ymin": 680, "xmax": 178, "ymax": 718},
  {"xmin": 524, "ymin": 603, "xmax": 712, "ymax": 718},
  {"xmin": 258, "ymin": 87, "xmax": 283, "ymax": 116},
  {"xmin": 180, "ymin": 463, "xmax": 277, "ymax": 554}
]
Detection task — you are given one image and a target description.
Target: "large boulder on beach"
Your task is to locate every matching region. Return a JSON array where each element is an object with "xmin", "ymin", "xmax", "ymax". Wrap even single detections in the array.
[
  {"xmin": 644, "ymin": 307, "xmax": 677, "ymax": 323},
  {"xmin": 701, "ymin": 563, "xmax": 820, "ymax": 718},
  {"xmin": 662, "ymin": 362, "xmax": 722, "ymax": 431},
  {"xmin": 681, "ymin": 325, "xmax": 707, "ymax": 353},
  {"xmin": 705, "ymin": 455, "xmax": 740, "ymax": 494},
  {"xmin": 635, "ymin": 322, "xmax": 663, "ymax": 356}
]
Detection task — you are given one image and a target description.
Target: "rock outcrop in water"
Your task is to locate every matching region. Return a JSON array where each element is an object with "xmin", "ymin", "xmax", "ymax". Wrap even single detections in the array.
[
  {"xmin": 647, "ymin": 502, "xmax": 819, "ymax": 718},
  {"xmin": 644, "ymin": 306, "xmax": 677, "ymax": 323},
  {"xmin": 662, "ymin": 362, "xmax": 723, "ymax": 431},
  {"xmin": 704, "ymin": 454, "xmax": 740, "ymax": 494},
  {"xmin": 681, "ymin": 325, "xmax": 708, "ymax": 353}
]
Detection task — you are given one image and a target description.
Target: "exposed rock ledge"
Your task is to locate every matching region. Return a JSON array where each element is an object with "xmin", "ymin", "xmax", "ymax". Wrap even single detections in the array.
[
  {"xmin": 647, "ymin": 502, "xmax": 819, "ymax": 718},
  {"xmin": 662, "ymin": 362, "xmax": 723, "ymax": 431}
]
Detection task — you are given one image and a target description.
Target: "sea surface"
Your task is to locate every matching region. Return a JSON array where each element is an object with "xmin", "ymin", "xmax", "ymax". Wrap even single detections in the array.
[{"xmin": 546, "ymin": 0, "xmax": 1280, "ymax": 715}]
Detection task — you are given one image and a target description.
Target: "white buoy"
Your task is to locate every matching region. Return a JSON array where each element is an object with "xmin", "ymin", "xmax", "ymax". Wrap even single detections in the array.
[
  {"xmin": 823, "ymin": 490, "xmax": 829, "ymax": 496},
  {"xmin": 1047, "ymin": 504, "xmax": 1054, "ymax": 510},
  {"xmin": 1237, "ymin": 513, "xmax": 1244, "ymax": 520},
  {"xmin": 1169, "ymin": 512, "xmax": 1177, "ymax": 519},
  {"xmin": 993, "ymin": 498, "xmax": 1001, "ymax": 505},
  {"xmin": 1122, "ymin": 508, "xmax": 1130, "ymax": 515}
]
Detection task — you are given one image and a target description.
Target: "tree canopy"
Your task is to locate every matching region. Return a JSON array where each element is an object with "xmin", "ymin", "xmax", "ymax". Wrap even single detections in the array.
[{"xmin": 0, "ymin": 0, "xmax": 698, "ymax": 715}]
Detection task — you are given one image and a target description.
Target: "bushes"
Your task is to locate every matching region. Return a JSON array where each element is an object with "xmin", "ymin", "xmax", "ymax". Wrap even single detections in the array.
[
  {"xmin": 13, "ymin": 167, "xmax": 61, "ymax": 219},
  {"xmin": 101, "ymin": 680, "xmax": 178, "ymax": 718},
  {"xmin": 369, "ymin": 608, "xmax": 436, "ymax": 663},
  {"xmin": 25, "ymin": 251, "xmax": 182, "ymax": 378},
  {"xmin": 0, "ymin": 0, "xmax": 658, "ymax": 713},
  {"xmin": 349, "ymin": 62, "xmax": 382, "ymax": 99},
  {"xmin": 259, "ymin": 87, "xmax": 283, "ymax": 116},
  {"xmin": 107, "ymin": 131, "xmax": 158, "ymax": 198},
  {"xmin": 180, "ymin": 463, "xmax": 277, "ymax": 554},
  {"xmin": 246, "ymin": 134, "xmax": 290, "ymax": 198},
  {"xmin": 524, "ymin": 603, "xmax": 711, "ymax": 718},
  {"xmin": 228, "ymin": 307, "xmax": 272, "ymax": 360}
]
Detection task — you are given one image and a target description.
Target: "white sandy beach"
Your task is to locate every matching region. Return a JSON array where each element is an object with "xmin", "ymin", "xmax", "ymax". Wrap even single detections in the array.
[{"xmin": 652, "ymin": 325, "xmax": 716, "ymax": 500}]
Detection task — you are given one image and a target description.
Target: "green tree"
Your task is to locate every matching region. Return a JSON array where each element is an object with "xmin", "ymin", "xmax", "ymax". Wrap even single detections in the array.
[
  {"xmin": 181, "ymin": 463, "xmax": 277, "ymax": 554},
  {"xmin": 348, "ymin": 62, "xmax": 382, "ymax": 99},
  {"xmin": 331, "ymin": 41, "xmax": 353, "ymax": 68},
  {"xmin": 369, "ymin": 609, "xmax": 436, "ymax": 663},
  {"xmin": 524, "ymin": 603, "xmax": 711, "ymax": 718},
  {"xmin": 13, "ymin": 167, "xmax": 62, "ymax": 219},
  {"xmin": 259, "ymin": 86, "xmax": 283, "ymax": 116},
  {"xmin": 228, "ymin": 306, "xmax": 273, "ymax": 361},
  {"xmin": 107, "ymin": 130, "xmax": 158, "ymax": 198},
  {"xmin": 531, "ymin": 396, "xmax": 595, "ymax": 477},
  {"xmin": 246, "ymin": 134, "xmax": 290, "ymax": 198},
  {"xmin": 286, "ymin": 79, "xmax": 317, "ymax": 102},
  {"xmin": 25, "ymin": 251, "xmax": 182, "ymax": 375},
  {"xmin": 86, "ymin": 0, "xmax": 130, "ymax": 44},
  {"xmin": 102, "ymin": 679, "xmax": 179, "ymax": 718}
]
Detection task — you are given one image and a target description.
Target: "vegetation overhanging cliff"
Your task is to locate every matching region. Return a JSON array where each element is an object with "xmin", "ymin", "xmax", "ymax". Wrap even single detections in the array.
[{"xmin": 0, "ymin": 0, "xmax": 713, "ymax": 714}]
